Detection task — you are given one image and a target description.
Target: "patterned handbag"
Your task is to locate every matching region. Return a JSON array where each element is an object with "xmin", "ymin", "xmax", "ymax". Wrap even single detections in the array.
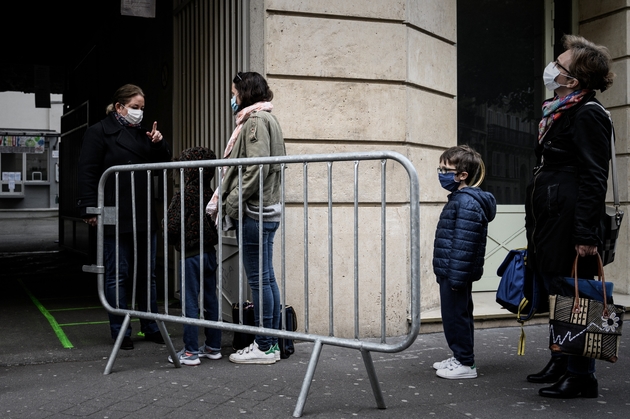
[{"xmin": 549, "ymin": 254, "xmax": 625, "ymax": 362}]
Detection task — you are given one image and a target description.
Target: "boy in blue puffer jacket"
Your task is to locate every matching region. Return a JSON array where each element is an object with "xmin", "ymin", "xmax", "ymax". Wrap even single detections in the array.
[{"xmin": 432, "ymin": 145, "xmax": 496, "ymax": 379}]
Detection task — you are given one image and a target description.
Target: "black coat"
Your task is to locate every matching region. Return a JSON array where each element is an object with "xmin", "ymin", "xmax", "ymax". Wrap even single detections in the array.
[
  {"xmin": 525, "ymin": 92, "xmax": 612, "ymax": 277},
  {"xmin": 77, "ymin": 113, "xmax": 172, "ymax": 235}
]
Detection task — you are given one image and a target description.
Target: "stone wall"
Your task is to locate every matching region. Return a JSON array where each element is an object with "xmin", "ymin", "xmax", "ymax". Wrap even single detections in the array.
[
  {"xmin": 249, "ymin": 0, "xmax": 457, "ymax": 336},
  {"xmin": 580, "ymin": 0, "xmax": 630, "ymax": 294}
]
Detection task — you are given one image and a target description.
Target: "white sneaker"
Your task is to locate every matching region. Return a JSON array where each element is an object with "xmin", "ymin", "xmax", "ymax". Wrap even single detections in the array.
[
  {"xmin": 229, "ymin": 342, "xmax": 276, "ymax": 365},
  {"xmin": 433, "ymin": 356, "xmax": 455, "ymax": 370},
  {"xmin": 198, "ymin": 345, "xmax": 222, "ymax": 360},
  {"xmin": 168, "ymin": 349, "xmax": 201, "ymax": 366},
  {"xmin": 436, "ymin": 359, "xmax": 477, "ymax": 379}
]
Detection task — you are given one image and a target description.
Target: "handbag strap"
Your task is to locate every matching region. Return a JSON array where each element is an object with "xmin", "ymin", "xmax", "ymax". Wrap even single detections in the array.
[
  {"xmin": 585, "ymin": 101, "xmax": 619, "ymax": 208},
  {"xmin": 571, "ymin": 253, "xmax": 610, "ymax": 318}
]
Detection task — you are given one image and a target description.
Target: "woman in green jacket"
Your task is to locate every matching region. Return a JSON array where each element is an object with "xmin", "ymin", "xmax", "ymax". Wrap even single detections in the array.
[{"xmin": 207, "ymin": 71, "xmax": 286, "ymax": 364}]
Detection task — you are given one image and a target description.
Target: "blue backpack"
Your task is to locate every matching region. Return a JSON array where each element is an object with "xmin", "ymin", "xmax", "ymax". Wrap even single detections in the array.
[
  {"xmin": 496, "ymin": 249, "xmax": 548, "ymax": 322},
  {"xmin": 496, "ymin": 249, "xmax": 549, "ymax": 355}
]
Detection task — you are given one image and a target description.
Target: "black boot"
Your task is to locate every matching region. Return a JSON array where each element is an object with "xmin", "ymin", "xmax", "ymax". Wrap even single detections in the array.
[
  {"xmin": 539, "ymin": 372, "xmax": 598, "ymax": 399},
  {"xmin": 527, "ymin": 356, "xmax": 568, "ymax": 383},
  {"xmin": 144, "ymin": 331, "xmax": 165, "ymax": 344}
]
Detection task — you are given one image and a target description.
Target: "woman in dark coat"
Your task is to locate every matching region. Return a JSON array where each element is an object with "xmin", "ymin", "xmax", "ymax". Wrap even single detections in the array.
[
  {"xmin": 77, "ymin": 84, "xmax": 171, "ymax": 350},
  {"xmin": 525, "ymin": 35, "xmax": 614, "ymax": 399}
]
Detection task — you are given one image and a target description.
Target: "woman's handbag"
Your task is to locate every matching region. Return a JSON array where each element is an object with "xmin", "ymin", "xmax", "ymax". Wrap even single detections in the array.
[
  {"xmin": 549, "ymin": 254, "xmax": 626, "ymax": 362},
  {"xmin": 232, "ymin": 301, "xmax": 255, "ymax": 350},
  {"xmin": 278, "ymin": 305, "xmax": 297, "ymax": 359},
  {"xmin": 563, "ymin": 276, "xmax": 613, "ymax": 302},
  {"xmin": 586, "ymin": 102, "xmax": 624, "ymax": 266}
]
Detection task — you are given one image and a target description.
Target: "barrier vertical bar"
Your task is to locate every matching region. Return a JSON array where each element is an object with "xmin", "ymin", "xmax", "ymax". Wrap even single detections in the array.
[
  {"xmin": 130, "ymin": 171, "xmax": 138, "ymax": 311},
  {"xmin": 163, "ymin": 169, "xmax": 169, "ymax": 315},
  {"xmin": 115, "ymin": 173, "xmax": 120, "ymax": 310},
  {"xmin": 258, "ymin": 164, "xmax": 264, "ymax": 330},
  {"xmin": 281, "ymin": 163, "xmax": 287, "ymax": 329},
  {"xmin": 303, "ymin": 162, "xmax": 309, "ymax": 333},
  {"xmin": 327, "ymin": 162, "xmax": 334, "ymax": 336},
  {"xmin": 353, "ymin": 160, "xmax": 359, "ymax": 339},
  {"xmin": 237, "ymin": 166, "xmax": 244, "ymax": 325},
  {"xmin": 216, "ymin": 166, "xmax": 223, "ymax": 322},
  {"xmin": 199, "ymin": 167, "xmax": 205, "ymax": 318},
  {"xmin": 180, "ymin": 168, "xmax": 186, "ymax": 318},
  {"xmin": 380, "ymin": 160, "xmax": 387, "ymax": 342},
  {"xmin": 146, "ymin": 170, "xmax": 151, "ymax": 315}
]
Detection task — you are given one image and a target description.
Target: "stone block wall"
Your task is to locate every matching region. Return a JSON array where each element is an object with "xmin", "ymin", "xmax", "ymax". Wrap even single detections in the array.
[
  {"xmin": 580, "ymin": 0, "xmax": 630, "ymax": 294},
  {"xmin": 249, "ymin": 0, "xmax": 457, "ymax": 336}
]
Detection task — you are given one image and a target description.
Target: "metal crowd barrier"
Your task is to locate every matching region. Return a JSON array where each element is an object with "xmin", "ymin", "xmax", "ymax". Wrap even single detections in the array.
[{"xmin": 83, "ymin": 151, "xmax": 421, "ymax": 417}]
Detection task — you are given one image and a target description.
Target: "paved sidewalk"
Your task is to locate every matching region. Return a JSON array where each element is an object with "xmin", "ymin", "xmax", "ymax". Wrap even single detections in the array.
[
  {"xmin": 1, "ymin": 216, "xmax": 628, "ymax": 418},
  {"xmin": 1, "ymin": 323, "xmax": 628, "ymax": 418}
]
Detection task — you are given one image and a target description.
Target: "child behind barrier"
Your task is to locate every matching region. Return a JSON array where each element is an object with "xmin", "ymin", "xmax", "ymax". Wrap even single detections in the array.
[{"xmin": 167, "ymin": 146, "xmax": 222, "ymax": 365}]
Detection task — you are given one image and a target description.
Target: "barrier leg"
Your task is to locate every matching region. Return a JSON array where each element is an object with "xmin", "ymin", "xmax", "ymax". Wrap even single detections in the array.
[
  {"xmin": 361, "ymin": 349, "xmax": 386, "ymax": 409},
  {"xmin": 158, "ymin": 320, "xmax": 181, "ymax": 368},
  {"xmin": 293, "ymin": 339, "xmax": 324, "ymax": 418},
  {"xmin": 104, "ymin": 314, "xmax": 132, "ymax": 375}
]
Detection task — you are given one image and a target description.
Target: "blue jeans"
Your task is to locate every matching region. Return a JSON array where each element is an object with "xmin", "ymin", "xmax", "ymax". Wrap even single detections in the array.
[
  {"xmin": 180, "ymin": 252, "xmax": 222, "ymax": 353},
  {"xmin": 438, "ymin": 278, "xmax": 475, "ymax": 366},
  {"xmin": 103, "ymin": 232, "xmax": 160, "ymax": 339},
  {"xmin": 238, "ymin": 216, "xmax": 281, "ymax": 351}
]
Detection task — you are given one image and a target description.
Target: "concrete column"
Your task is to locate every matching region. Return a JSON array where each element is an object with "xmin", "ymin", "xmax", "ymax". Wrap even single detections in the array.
[
  {"xmin": 580, "ymin": 0, "xmax": 630, "ymax": 294},
  {"xmin": 250, "ymin": 0, "xmax": 457, "ymax": 336}
]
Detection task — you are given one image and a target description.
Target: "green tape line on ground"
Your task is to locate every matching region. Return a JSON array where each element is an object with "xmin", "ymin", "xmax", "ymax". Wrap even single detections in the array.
[
  {"xmin": 58, "ymin": 319, "xmax": 139, "ymax": 327},
  {"xmin": 18, "ymin": 279, "xmax": 74, "ymax": 349},
  {"xmin": 49, "ymin": 306, "xmax": 103, "ymax": 312}
]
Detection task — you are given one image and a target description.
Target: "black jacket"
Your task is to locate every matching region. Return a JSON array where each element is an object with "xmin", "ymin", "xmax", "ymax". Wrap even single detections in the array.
[
  {"xmin": 525, "ymin": 92, "xmax": 612, "ymax": 277},
  {"xmin": 166, "ymin": 147, "xmax": 218, "ymax": 257},
  {"xmin": 77, "ymin": 113, "xmax": 172, "ymax": 235}
]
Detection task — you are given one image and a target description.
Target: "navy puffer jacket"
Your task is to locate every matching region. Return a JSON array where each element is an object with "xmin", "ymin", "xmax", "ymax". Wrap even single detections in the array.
[{"xmin": 433, "ymin": 187, "xmax": 497, "ymax": 289}]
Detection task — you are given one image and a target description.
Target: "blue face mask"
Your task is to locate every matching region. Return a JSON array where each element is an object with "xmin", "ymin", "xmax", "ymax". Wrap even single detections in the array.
[
  {"xmin": 439, "ymin": 172, "xmax": 460, "ymax": 192},
  {"xmin": 230, "ymin": 96, "xmax": 239, "ymax": 113}
]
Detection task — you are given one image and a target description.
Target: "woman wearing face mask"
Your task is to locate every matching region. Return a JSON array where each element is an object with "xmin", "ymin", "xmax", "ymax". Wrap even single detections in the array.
[
  {"xmin": 77, "ymin": 84, "xmax": 171, "ymax": 350},
  {"xmin": 206, "ymin": 71, "xmax": 286, "ymax": 364},
  {"xmin": 525, "ymin": 35, "xmax": 615, "ymax": 398}
]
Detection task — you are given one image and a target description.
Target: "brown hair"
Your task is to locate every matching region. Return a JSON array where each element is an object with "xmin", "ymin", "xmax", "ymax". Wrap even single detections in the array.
[
  {"xmin": 105, "ymin": 84, "xmax": 145, "ymax": 114},
  {"xmin": 232, "ymin": 72, "xmax": 273, "ymax": 112},
  {"xmin": 563, "ymin": 35, "xmax": 614, "ymax": 92},
  {"xmin": 439, "ymin": 145, "xmax": 485, "ymax": 186}
]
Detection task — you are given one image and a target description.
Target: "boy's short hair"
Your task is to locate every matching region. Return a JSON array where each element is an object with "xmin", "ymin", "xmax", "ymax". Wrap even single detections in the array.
[{"xmin": 439, "ymin": 145, "xmax": 484, "ymax": 186}]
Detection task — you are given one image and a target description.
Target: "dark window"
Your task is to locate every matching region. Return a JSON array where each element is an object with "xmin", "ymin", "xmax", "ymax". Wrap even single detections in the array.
[{"xmin": 457, "ymin": 0, "xmax": 546, "ymax": 204}]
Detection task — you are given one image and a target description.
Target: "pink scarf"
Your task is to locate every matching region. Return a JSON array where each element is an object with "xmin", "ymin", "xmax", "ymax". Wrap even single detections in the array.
[{"xmin": 206, "ymin": 101, "xmax": 274, "ymax": 220}]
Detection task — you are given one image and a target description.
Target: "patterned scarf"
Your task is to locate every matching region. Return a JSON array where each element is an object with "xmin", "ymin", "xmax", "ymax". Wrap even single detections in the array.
[
  {"xmin": 205, "ymin": 101, "xmax": 274, "ymax": 220},
  {"xmin": 537, "ymin": 90, "xmax": 590, "ymax": 143}
]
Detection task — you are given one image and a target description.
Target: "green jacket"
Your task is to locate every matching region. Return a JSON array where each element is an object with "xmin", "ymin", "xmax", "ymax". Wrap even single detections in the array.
[{"xmin": 222, "ymin": 110, "xmax": 286, "ymax": 220}]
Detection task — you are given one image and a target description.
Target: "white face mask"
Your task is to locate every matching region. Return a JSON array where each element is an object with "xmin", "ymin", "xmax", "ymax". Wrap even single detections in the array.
[
  {"xmin": 543, "ymin": 61, "xmax": 573, "ymax": 91},
  {"xmin": 123, "ymin": 106, "xmax": 143, "ymax": 125}
]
